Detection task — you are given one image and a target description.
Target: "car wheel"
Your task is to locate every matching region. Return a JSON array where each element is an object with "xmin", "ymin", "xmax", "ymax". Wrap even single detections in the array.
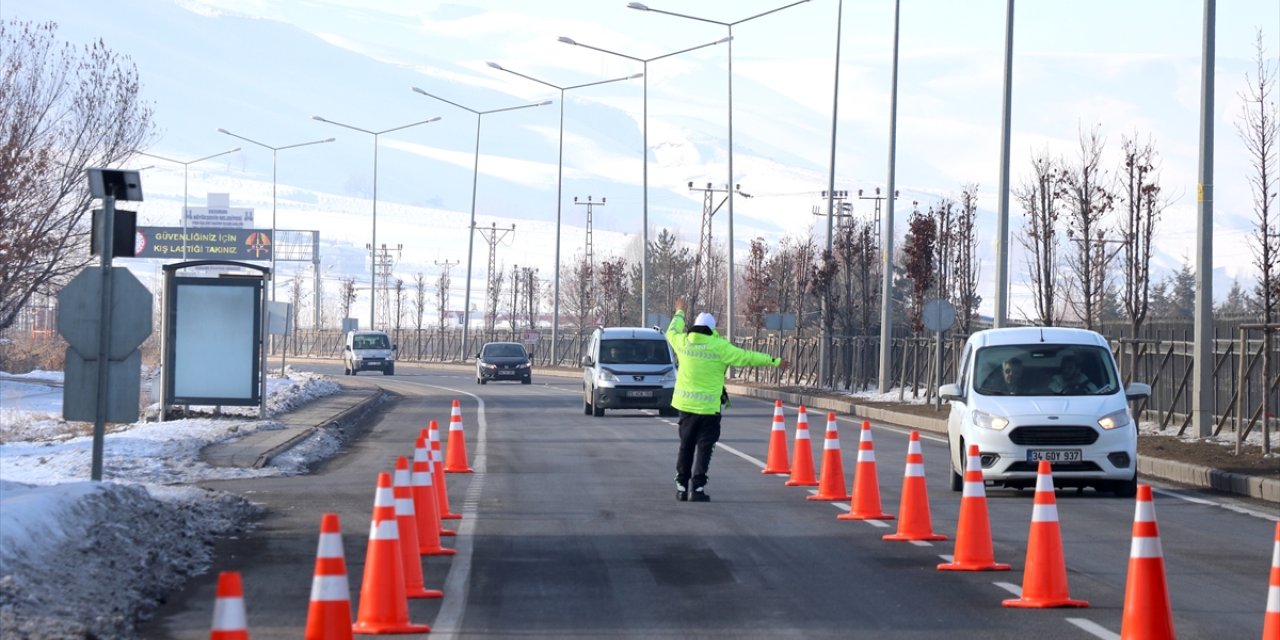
[
  {"xmin": 522, "ymin": 376, "xmax": 531, "ymax": 385},
  {"xmin": 1112, "ymin": 471, "xmax": 1138, "ymax": 498},
  {"xmin": 583, "ymin": 387, "xmax": 593, "ymax": 415},
  {"xmin": 480, "ymin": 377, "xmax": 488, "ymax": 385},
  {"xmin": 384, "ymin": 365, "xmax": 394, "ymax": 376}
]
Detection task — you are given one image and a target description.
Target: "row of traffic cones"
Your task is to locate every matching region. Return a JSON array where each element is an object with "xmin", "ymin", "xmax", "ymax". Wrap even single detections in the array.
[
  {"xmin": 208, "ymin": 399, "xmax": 479, "ymax": 637},
  {"xmin": 761, "ymin": 403, "xmax": 1278, "ymax": 636}
]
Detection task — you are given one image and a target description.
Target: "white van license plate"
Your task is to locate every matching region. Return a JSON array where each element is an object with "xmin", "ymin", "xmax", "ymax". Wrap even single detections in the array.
[
  {"xmin": 627, "ymin": 390, "xmax": 654, "ymax": 398},
  {"xmin": 1027, "ymin": 449, "xmax": 1082, "ymax": 462}
]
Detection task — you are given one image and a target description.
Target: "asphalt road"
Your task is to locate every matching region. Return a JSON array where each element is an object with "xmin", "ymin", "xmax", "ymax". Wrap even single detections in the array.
[{"xmin": 139, "ymin": 362, "xmax": 1278, "ymax": 639}]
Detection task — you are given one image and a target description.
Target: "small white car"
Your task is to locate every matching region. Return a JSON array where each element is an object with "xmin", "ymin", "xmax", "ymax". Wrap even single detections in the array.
[
  {"xmin": 343, "ymin": 330, "xmax": 396, "ymax": 376},
  {"xmin": 939, "ymin": 327, "xmax": 1150, "ymax": 497}
]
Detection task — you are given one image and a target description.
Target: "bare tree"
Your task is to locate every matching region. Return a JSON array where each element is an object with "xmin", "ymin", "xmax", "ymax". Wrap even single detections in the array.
[
  {"xmin": 598, "ymin": 256, "xmax": 630, "ymax": 328},
  {"xmin": 930, "ymin": 197, "xmax": 955, "ymax": 309},
  {"xmin": 743, "ymin": 237, "xmax": 772, "ymax": 338},
  {"xmin": 393, "ymin": 278, "xmax": 406, "ymax": 338},
  {"xmin": 338, "ymin": 277, "xmax": 357, "ymax": 328},
  {"xmin": 1116, "ymin": 133, "xmax": 1166, "ymax": 342},
  {"xmin": 411, "ymin": 272, "xmax": 427, "ymax": 357},
  {"xmin": 953, "ymin": 184, "xmax": 982, "ymax": 333},
  {"xmin": 485, "ymin": 267, "xmax": 505, "ymax": 335},
  {"xmin": 902, "ymin": 207, "xmax": 937, "ymax": 334},
  {"xmin": 1062, "ymin": 126, "xmax": 1117, "ymax": 329},
  {"xmin": 288, "ymin": 269, "xmax": 306, "ymax": 351},
  {"xmin": 435, "ymin": 267, "xmax": 451, "ymax": 331},
  {"xmin": 1014, "ymin": 148, "xmax": 1066, "ymax": 325},
  {"xmin": 0, "ymin": 20, "xmax": 156, "ymax": 332},
  {"xmin": 1237, "ymin": 30, "xmax": 1280, "ymax": 324}
]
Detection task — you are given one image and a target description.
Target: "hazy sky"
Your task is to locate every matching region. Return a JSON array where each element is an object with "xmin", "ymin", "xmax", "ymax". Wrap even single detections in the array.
[{"xmin": 5, "ymin": 0, "xmax": 1278, "ymax": 321}]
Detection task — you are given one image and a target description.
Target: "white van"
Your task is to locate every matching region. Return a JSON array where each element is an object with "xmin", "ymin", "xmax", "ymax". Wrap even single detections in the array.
[
  {"xmin": 343, "ymin": 330, "xmax": 396, "ymax": 376},
  {"xmin": 939, "ymin": 327, "xmax": 1150, "ymax": 496},
  {"xmin": 582, "ymin": 327, "xmax": 678, "ymax": 417}
]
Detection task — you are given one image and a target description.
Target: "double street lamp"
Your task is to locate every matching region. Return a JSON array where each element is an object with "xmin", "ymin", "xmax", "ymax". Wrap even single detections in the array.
[
  {"xmin": 216, "ymin": 129, "xmax": 334, "ymax": 303},
  {"xmin": 411, "ymin": 88, "xmax": 550, "ymax": 360},
  {"xmin": 484, "ymin": 61, "xmax": 641, "ymax": 365},
  {"xmin": 311, "ymin": 115, "xmax": 442, "ymax": 330},
  {"xmin": 628, "ymin": 0, "xmax": 811, "ymax": 340},
  {"xmin": 135, "ymin": 147, "xmax": 240, "ymax": 259},
  {"xmin": 557, "ymin": 35, "xmax": 730, "ymax": 329}
]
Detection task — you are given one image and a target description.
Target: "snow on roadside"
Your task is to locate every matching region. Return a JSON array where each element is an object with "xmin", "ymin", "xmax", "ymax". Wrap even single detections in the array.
[{"xmin": 0, "ymin": 367, "xmax": 343, "ymax": 638}]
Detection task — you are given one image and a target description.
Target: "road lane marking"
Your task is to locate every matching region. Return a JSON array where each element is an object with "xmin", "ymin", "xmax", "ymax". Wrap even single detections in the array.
[
  {"xmin": 1066, "ymin": 618, "xmax": 1120, "ymax": 640},
  {"xmin": 422, "ymin": 384, "xmax": 486, "ymax": 640},
  {"xmin": 993, "ymin": 581, "xmax": 1021, "ymax": 597}
]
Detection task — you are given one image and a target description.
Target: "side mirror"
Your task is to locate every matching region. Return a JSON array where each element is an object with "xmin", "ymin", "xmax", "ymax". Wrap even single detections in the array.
[
  {"xmin": 581, "ymin": 356, "xmax": 593, "ymax": 367},
  {"xmin": 392, "ymin": 344, "xmax": 398, "ymax": 351},
  {"xmin": 1125, "ymin": 382, "xmax": 1152, "ymax": 402},
  {"xmin": 343, "ymin": 345, "xmax": 351, "ymax": 352},
  {"xmin": 475, "ymin": 352, "xmax": 482, "ymax": 359},
  {"xmin": 939, "ymin": 383, "xmax": 962, "ymax": 402}
]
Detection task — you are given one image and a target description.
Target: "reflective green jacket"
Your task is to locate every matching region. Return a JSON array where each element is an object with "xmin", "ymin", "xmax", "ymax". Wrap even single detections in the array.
[{"xmin": 665, "ymin": 310, "xmax": 780, "ymax": 415}]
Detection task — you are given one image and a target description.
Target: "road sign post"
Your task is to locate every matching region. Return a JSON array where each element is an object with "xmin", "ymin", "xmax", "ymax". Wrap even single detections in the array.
[{"xmin": 59, "ymin": 172, "xmax": 150, "ymax": 480}]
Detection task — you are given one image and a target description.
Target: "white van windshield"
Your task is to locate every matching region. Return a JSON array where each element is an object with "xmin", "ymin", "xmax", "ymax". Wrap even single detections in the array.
[
  {"xmin": 353, "ymin": 334, "xmax": 390, "ymax": 350},
  {"xmin": 600, "ymin": 339, "xmax": 672, "ymax": 365},
  {"xmin": 975, "ymin": 344, "xmax": 1118, "ymax": 396}
]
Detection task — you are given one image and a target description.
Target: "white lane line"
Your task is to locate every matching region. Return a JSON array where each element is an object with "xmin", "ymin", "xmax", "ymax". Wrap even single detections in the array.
[
  {"xmin": 909, "ymin": 540, "xmax": 934, "ymax": 547},
  {"xmin": 993, "ymin": 582, "xmax": 1022, "ymax": 597},
  {"xmin": 1066, "ymin": 618, "xmax": 1121, "ymax": 640},
  {"xmin": 938, "ymin": 554, "xmax": 954, "ymax": 563},
  {"xmin": 422, "ymin": 385, "xmax": 486, "ymax": 640},
  {"xmin": 1152, "ymin": 486, "xmax": 1280, "ymax": 521}
]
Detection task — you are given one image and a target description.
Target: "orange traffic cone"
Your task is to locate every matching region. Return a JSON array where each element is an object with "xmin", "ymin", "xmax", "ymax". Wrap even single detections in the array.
[
  {"xmin": 351, "ymin": 472, "xmax": 431, "ymax": 634},
  {"xmin": 807, "ymin": 412, "xmax": 851, "ymax": 502},
  {"xmin": 838, "ymin": 420, "xmax": 894, "ymax": 521},
  {"xmin": 413, "ymin": 434, "xmax": 457, "ymax": 549},
  {"xmin": 883, "ymin": 431, "xmax": 946, "ymax": 541},
  {"xmin": 938, "ymin": 444, "xmax": 1010, "ymax": 572},
  {"xmin": 1264, "ymin": 522, "xmax": 1279, "ymax": 640},
  {"xmin": 428, "ymin": 422, "xmax": 461, "ymax": 519},
  {"xmin": 1002, "ymin": 460, "xmax": 1088, "ymax": 608},
  {"xmin": 210, "ymin": 571, "xmax": 248, "ymax": 640},
  {"xmin": 304, "ymin": 514, "xmax": 353, "ymax": 640},
  {"xmin": 1120, "ymin": 485, "xmax": 1175, "ymax": 639},
  {"xmin": 785, "ymin": 405, "xmax": 818, "ymax": 487},
  {"xmin": 761, "ymin": 400, "xmax": 790, "ymax": 474},
  {"xmin": 444, "ymin": 400, "xmax": 474, "ymax": 473},
  {"xmin": 393, "ymin": 457, "xmax": 443, "ymax": 599}
]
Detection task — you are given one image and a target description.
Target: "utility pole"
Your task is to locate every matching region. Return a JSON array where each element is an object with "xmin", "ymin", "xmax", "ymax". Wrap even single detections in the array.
[
  {"xmin": 687, "ymin": 182, "xmax": 750, "ymax": 319},
  {"xmin": 574, "ymin": 196, "xmax": 604, "ymax": 328},
  {"xmin": 523, "ymin": 267, "xmax": 540, "ymax": 332},
  {"xmin": 365, "ymin": 242, "xmax": 402, "ymax": 330},
  {"xmin": 477, "ymin": 222, "xmax": 516, "ymax": 338}
]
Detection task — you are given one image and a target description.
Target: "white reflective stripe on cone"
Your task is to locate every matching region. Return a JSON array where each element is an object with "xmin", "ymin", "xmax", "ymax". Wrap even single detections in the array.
[
  {"xmin": 310, "ymin": 575, "xmax": 351, "ymax": 602},
  {"xmin": 211, "ymin": 598, "xmax": 246, "ymax": 629},
  {"xmin": 1130, "ymin": 536, "xmax": 1163, "ymax": 559},
  {"xmin": 370, "ymin": 519, "xmax": 399, "ymax": 540},
  {"xmin": 317, "ymin": 532, "xmax": 343, "ymax": 558},
  {"xmin": 1031, "ymin": 503, "xmax": 1059, "ymax": 523}
]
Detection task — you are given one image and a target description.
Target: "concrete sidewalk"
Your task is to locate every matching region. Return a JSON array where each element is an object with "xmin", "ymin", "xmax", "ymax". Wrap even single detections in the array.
[{"xmin": 200, "ymin": 387, "xmax": 383, "ymax": 469}]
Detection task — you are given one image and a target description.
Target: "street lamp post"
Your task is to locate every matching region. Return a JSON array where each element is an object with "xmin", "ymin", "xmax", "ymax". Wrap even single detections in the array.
[
  {"xmin": 411, "ymin": 88, "xmax": 550, "ymax": 361},
  {"xmin": 135, "ymin": 147, "xmax": 240, "ymax": 259},
  {"xmin": 311, "ymin": 115, "xmax": 441, "ymax": 329},
  {"xmin": 557, "ymin": 35, "xmax": 730, "ymax": 330},
  {"xmin": 484, "ymin": 61, "xmax": 641, "ymax": 365},
  {"xmin": 216, "ymin": 129, "xmax": 334, "ymax": 304},
  {"xmin": 628, "ymin": 0, "xmax": 811, "ymax": 341}
]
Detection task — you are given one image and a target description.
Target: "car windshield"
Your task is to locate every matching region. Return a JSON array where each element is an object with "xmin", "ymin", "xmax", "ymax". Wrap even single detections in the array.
[
  {"xmin": 354, "ymin": 334, "xmax": 390, "ymax": 349},
  {"xmin": 974, "ymin": 344, "xmax": 1118, "ymax": 396},
  {"xmin": 483, "ymin": 344, "xmax": 526, "ymax": 358},
  {"xmin": 600, "ymin": 339, "xmax": 671, "ymax": 365}
]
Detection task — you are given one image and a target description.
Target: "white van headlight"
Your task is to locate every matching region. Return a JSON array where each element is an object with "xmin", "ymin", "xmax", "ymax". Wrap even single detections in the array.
[
  {"xmin": 1098, "ymin": 409, "xmax": 1131, "ymax": 430},
  {"xmin": 972, "ymin": 409, "xmax": 1009, "ymax": 431},
  {"xmin": 661, "ymin": 370, "xmax": 677, "ymax": 383},
  {"xmin": 597, "ymin": 370, "xmax": 619, "ymax": 383}
]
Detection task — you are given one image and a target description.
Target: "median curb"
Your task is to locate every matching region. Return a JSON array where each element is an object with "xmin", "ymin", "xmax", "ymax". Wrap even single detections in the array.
[{"xmin": 726, "ymin": 382, "xmax": 1279, "ymax": 504}]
